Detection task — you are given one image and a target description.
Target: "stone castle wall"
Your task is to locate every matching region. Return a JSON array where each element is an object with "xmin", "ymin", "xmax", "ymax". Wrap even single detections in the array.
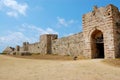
[
  {"xmin": 111, "ymin": 5, "xmax": 120, "ymax": 58},
  {"xmin": 16, "ymin": 33, "xmax": 83, "ymax": 56},
  {"xmin": 17, "ymin": 34, "xmax": 58, "ymax": 55},
  {"xmin": 52, "ymin": 32, "xmax": 83, "ymax": 56},
  {"xmin": 29, "ymin": 34, "xmax": 57, "ymax": 54},
  {"xmin": 19, "ymin": 47, "xmax": 23, "ymax": 52},
  {"xmin": 28, "ymin": 42, "xmax": 41, "ymax": 54},
  {"xmin": 4, "ymin": 4, "xmax": 120, "ymax": 59}
]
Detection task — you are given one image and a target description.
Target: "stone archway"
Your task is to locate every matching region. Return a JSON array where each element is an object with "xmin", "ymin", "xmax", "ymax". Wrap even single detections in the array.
[{"xmin": 91, "ymin": 30, "xmax": 104, "ymax": 58}]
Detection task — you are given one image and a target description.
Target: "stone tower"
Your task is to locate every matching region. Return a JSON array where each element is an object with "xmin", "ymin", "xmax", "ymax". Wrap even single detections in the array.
[
  {"xmin": 40, "ymin": 34, "xmax": 58, "ymax": 54},
  {"xmin": 16, "ymin": 45, "xmax": 20, "ymax": 52},
  {"xmin": 23, "ymin": 42, "xmax": 29, "ymax": 51},
  {"xmin": 83, "ymin": 4, "xmax": 120, "ymax": 59}
]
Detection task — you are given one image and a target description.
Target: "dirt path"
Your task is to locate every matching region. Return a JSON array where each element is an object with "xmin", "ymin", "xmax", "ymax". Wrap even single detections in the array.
[{"xmin": 0, "ymin": 55, "xmax": 120, "ymax": 80}]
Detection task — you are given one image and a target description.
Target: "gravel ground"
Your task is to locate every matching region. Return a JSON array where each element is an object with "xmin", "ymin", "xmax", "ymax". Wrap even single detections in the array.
[{"xmin": 0, "ymin": 55, "xmax": 120, "ymax": 80}]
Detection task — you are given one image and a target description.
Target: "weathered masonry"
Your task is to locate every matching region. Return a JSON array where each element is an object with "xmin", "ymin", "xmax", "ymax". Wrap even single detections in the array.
[
  {"xmin": 3, "ymin": 4, "xmax": 120, "ymax": 59},
  {"xmin": 83, "ymin": 4, "xmax": 120, "ymax": 59}
]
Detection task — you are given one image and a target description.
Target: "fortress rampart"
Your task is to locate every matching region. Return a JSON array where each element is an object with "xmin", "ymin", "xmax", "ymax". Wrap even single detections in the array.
[{"xmin": 3, "ymin": 4, "xmax": 120, "ymax": 59}]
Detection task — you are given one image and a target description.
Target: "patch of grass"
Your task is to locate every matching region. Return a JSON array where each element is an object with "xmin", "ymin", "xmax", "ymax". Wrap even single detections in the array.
[
  {"xmin": 103, "ymin": 59, "xmax": 120, "ymax": 67},
  {"xmin": 8, "ymin": 54, "xmax": 86, "ymax": 61}
]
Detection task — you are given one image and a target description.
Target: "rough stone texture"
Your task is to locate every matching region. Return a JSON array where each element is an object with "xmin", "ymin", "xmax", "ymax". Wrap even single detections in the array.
[
  {"xmin": 83, "ymin": 4, "xmax": 120, "ymax": 59},
  {"xmin": 52, "ymin": 32, "xmax": 83, "ymax": 56},
  {"xmin": 3, "ymin": 4, "xmax": 120, "ymax": 59},
  {"xmin": 18, "ymin": 34, "xmax": 58, "ymax": 55},
  {"xmin": 2, "ymin": 47, "xmax": 15, "ymax": 54}
]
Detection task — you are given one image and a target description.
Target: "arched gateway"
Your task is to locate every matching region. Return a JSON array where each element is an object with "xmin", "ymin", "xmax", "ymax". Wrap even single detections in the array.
[
  {"xmin": 91, "ymin": 30, "xmax": 104, "ymax": 58},
  {"xmin": 83, "ymin": 4, "xmax": 120, "ymax": 59}
]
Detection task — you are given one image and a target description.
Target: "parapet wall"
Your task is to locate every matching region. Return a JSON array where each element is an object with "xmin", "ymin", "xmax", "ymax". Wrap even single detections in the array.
[
  {"xmin": 17, "ymin": 33, "xmax": 83, "ymax": 56},
  {"xmin": 18, "ymin": 34, "xmax": 58, "ymax": 54},
  {"xmin": 28, "ymin": 42, "xmax": 42, "ymax": 54},
  {"xmin": 52, "ymin": 32, "xmax": 83, "ymax": 56}
]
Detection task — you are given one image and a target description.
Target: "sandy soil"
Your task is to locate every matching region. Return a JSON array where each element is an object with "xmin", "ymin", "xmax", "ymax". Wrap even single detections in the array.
[{"xmin": 0, "ymin": 55, "xmax": 120, "ymax": 80}]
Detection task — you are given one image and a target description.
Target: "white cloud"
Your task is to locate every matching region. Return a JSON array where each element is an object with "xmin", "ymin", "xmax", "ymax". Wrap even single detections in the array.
[
  {"xmin": 21, "ymin": 24, "xmax": 58, "ymax": 35},
  {"xmin": 0, "ymin": 0, "xmax": 28, "ymax": 17},
  {"xmin": 0, "ymin": 31, "xmax": 31, "ymax": 51},
  {"xmin": 0, "ymin": 24, "xmax": 58, "ymax": 52},
  {"xmin": 64, "ymin": 33, "xmax": 74, "ymax": 37},
  {"xmin": 57, "ymin": 17, "xmax": 68, "ymax": 26},
  {"xmin": 57, "ymin": 16, "xmax": 76, "ymax": 27},
  {"xmin": 46, "ymin": 28, "xmax": 57, "ymax": 34},
  {"xmin": 0, "ymin": 32, "xmax": 32, "ymax": 44},
  {"xmin": 6, "ymin": 11, "xmax": 17, "ymax": 17}
]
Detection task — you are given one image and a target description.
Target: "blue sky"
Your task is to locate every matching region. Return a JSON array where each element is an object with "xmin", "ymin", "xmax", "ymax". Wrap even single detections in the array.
[{"xmin": 0, "ymin": 0, "xmax": 120, "ymax": 52}]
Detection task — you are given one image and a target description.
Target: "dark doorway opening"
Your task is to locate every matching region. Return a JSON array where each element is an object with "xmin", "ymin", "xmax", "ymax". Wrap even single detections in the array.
[
  {"xmin": 91, "ymin": 30, "xmax": 104, "ymax": 58},
  {"xmin": 96, "ymin": 43, "xmax": 104, "ymax": 58}
]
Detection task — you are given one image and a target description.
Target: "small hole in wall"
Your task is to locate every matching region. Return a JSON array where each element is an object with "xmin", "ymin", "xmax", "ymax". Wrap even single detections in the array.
[
  {"xmin": 116, "ymin": 22, "xmax": 120, "ymax": 27},
  {"xmin": 108, "ymin": 12, "xmax": 110, "ymax": 16},
  {"xmin": 92, "ymin": 11, "xmax": 95, "ymax": 16},
  {"xmin": 38, "ymin": 47, "xmax": 39, "ymax": 48}
]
